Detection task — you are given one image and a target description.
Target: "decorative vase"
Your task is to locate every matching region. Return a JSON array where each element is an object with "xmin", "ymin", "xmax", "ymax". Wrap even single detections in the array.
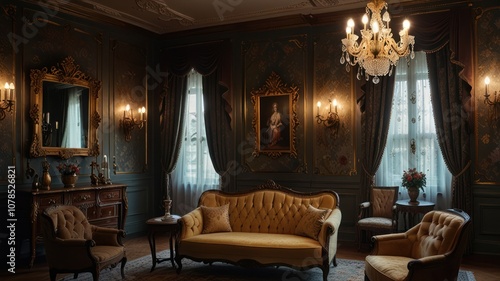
[
  {"xmin": 407, "ymin": 187, "xmax": 420, "ymax": 203},
  {"xmin": 61, "ymin": 174, "xmax": 78, "ymax": 188},
  {"xmin": 41, "ymin": 171, "xmax": 51, "ymax": 190}
]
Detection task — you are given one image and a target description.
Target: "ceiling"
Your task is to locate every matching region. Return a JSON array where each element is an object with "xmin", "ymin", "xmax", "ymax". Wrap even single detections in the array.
[{"xmin": 38, "ymin": 0, "xmax": 423, "ymax": 34}]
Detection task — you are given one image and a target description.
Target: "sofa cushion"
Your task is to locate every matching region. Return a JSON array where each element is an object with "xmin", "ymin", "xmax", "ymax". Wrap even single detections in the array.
[
  {"xmin": 201, "ymin": 204, "xmax": 232, "ymax": 234},
  {"xmin": 295, "ymin": 205, "xmax": 329, "ymax": 240},
  {"xmin": 180, "ymin": 232, "xmax": 323, "ymax": 267}
]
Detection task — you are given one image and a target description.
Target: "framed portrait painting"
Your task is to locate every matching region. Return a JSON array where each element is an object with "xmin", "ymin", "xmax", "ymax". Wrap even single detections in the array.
[{"xmin": 251, "ymin": 72, "xmax": 299, "ymax": 158}]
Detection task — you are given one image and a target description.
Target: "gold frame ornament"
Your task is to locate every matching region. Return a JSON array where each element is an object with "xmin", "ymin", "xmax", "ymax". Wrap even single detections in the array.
[{"xmin": 251, "ymin": 72, "xmax": 299, "ymax": 158}]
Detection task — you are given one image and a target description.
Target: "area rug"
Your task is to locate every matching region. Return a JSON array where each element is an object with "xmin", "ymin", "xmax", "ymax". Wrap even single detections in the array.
[{"xmin": 63, "ymin": 250, "xmax": 476, "ymax": 281}]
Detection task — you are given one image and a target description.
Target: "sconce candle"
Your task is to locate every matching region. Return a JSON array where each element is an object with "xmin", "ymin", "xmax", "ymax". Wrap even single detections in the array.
[
  {"xmin": 0, "ymin": 82, "xmax": 16, "ymax": 120},
  {"xmin": 485, "ymin": 76, "xmax": 490, "ymax": 96},
  {"xmin": 120, "ymin": 104, "xmax": 147, "ymax": 141},
  {"xmin": 333, "ymin": 99, "xmax": 338, "ymax": 113}
]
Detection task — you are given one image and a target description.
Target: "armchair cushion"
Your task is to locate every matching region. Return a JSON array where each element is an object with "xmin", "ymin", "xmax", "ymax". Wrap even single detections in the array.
[{"xmin": 49, "ymin": 207, "xmax": 92, "ymax": 240}]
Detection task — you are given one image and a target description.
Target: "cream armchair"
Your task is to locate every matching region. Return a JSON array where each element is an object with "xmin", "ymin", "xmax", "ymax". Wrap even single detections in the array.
[
  {"xmin": 41, "ymin": 205, "xmax": 127, "ymax": 281},
  {"xmin": 364, "ymin": 208, "xmax": 471, "ymax": 281}
]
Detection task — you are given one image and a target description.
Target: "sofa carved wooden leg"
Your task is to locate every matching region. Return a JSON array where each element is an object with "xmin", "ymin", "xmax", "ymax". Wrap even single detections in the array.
[{"xmin": 121, "ymin": 257, "xmax": 127, "ymax": 278}]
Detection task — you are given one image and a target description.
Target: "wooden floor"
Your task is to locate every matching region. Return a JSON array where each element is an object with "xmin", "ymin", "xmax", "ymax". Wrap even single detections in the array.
[{"xmin": 5, "ymin": 234, "xmax": 500, "ymax": 280}]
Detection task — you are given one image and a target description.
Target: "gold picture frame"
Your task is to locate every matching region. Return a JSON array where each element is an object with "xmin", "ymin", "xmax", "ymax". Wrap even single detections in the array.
[{"xmin": 251, "ymin": 72, "xmax": 299, "ymax": 158}]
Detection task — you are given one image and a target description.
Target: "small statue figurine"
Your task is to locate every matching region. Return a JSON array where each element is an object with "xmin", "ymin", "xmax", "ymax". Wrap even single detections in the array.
[{"xmin": 90, "ymin": 161, "xmax": 99, "ymax": 186}]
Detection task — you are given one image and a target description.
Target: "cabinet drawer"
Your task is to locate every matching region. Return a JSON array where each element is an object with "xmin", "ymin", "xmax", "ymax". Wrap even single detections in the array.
[
  {"xmin": 86, "ymin": 206, "xmax": 99, "ymax": 220},
  {"xmin": 99, "ymin": 205, "xmax": 117, "ymax": 218},
  {"xmin": 71, "ymin": 191, "xmax": 95, "ymax": 204},
  {"xmin": 99, "ymin": 189, "xmax": 122, "ymax": 203},
  {"xmin": 38, "ymin": 194, "xmax": 63, "ymax": 208}
]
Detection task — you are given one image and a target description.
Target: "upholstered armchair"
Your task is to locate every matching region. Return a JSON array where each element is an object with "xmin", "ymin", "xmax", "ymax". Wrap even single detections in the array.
[
  {"xmin": 364, "ymin": 208, "xmax": 471, "ymax": 281},
  {"xmin": 41, "ymin": 205, "xmax": 127, "ymax": 281},
  {"xmin": 356, "ymin": 186, "xmax": 399, "ymax": 249}
]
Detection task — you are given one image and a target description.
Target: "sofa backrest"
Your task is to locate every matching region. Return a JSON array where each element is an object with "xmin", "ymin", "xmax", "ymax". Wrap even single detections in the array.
[
  {"xmin": 198, "ymin": 180, "xmax": 339, "ymax": 235},
  {"xmin": 410, "ymin": 209, "xmax": 471, "ymax": 259}
]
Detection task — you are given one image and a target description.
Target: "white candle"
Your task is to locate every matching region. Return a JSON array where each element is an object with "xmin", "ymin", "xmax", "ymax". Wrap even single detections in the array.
[
  {"xmin": 55, "ymin": 121, "xmax": 58, "ymax": 130},
  {"xmin": 103, "ymin": 155, "xmax": 107, "ymax": 163},
  {"xmin": 316, "ymin": 101, "xmax": 321, "ymax": 115},
  {"xmin": 9, "ymin": 83, "xmax": 14, "ymax": 101},
  {"xmin": 333, "ymin": 99, "xmax": 338, "ymax": 113},
  {"xmin": 46, "ymin": 112, "xmax": 50, "ymax": 124}
]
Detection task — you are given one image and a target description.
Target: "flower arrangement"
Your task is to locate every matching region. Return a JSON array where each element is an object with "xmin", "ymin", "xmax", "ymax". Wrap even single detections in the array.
[
  {"xmin": 402, "ymin": 168, "xmax": 426, "ymax": 192},
  {"xmin": 56, "ymin": 160, "xmax": 80, "ymax": 175}
]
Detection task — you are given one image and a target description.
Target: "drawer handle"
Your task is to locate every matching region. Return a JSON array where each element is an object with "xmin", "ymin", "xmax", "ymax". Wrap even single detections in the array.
[
  {"xmin": 48, "ymin": 199, "xmax": 56, "ymax": 205},
  {"xmin": 106, "ymin": 193, "xmax": 116, "ymax": 199},
  {"xmin": 77, "ymin": 195, "xmax": 90, "ymax": 201}
]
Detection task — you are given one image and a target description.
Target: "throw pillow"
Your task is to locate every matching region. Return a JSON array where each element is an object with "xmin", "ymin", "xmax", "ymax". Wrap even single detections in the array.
[
  {"xmin": 295, "ymin": 205, "xmax": 329, "ymax": 240},
  {"xmin": 201, "ymin": 204, "xmax": 232, "ymax": 234}
]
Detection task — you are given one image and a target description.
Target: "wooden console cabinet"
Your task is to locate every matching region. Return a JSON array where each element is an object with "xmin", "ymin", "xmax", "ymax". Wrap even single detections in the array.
[{"xmin": 20, "ymin": 183, "xmax": 127, "ymax": 267}]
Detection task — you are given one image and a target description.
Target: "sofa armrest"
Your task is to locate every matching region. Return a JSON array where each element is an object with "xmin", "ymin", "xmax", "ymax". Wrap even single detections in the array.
[
  {"xmin": 371, "ymin": 232, "xmax": 413, "ymax": 256},
  {"xmin": 319, "ymin": 208, "xmax": 341, "ymax": 241},
  {"xmin": 180, "ymin": 207, "xmax": 203, "ymax": 239},
  {"xmin": 91, "ymin": 225, "xmax": 125, "ymax": 246}
]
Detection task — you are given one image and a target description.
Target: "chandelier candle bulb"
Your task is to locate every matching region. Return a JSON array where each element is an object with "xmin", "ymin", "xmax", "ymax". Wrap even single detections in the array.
[
  {"xmin": 362, "ymin": 14, "xmax": 368, "ymax": 30},
  {"xmin": 333, "ymin": 99, "xmax": 338, "ymax": 113},
  {"xmin": 317, "ymin": 101, "xmax": 321, "ymax": 115}
]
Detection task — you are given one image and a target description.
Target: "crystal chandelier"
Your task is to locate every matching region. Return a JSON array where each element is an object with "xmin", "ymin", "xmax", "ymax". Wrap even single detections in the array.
[{"xmin": 340, "ymin": 0, "xmax": 415, "ymax": 84}]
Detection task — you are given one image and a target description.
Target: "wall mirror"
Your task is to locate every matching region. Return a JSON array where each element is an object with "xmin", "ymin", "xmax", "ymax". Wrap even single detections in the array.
[{"xmin": 30, "ymin": 56, "xmax": 101, "ymax": 159}]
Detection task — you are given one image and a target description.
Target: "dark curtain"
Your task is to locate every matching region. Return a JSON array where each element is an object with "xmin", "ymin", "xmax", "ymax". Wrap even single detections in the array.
[
  {"xmin": 357, "ymin": 75, "xmax": 395, "ymax": 201},
  {"xmin": 411, "ymin": 7, "xmax": 474, "ymax": 214},
  {"xmin": 160, "ymin": 40, "xmax": 232, "ymax": 198},
  {"xmin": 159, "ymin": 75, "xmax": 187, "ymax": 200}
]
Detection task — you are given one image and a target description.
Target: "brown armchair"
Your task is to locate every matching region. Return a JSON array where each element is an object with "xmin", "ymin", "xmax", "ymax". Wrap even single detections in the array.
[
  {"xmin": 364, "ymin": 208, "xmax": 471, "ymax": 281},
  {"xmin": 41, "ymin": 205, "xmax": 127, "ymax": 281},
  {"xmin": 356, "ymin": 186, "xmax": 399, "ymax": 249}
]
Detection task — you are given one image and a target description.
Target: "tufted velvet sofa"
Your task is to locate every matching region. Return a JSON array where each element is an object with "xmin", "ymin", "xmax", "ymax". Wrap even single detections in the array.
[
  {"xmin": 41, "ymin": 205, "xmax": 127, "ymax": 281},
  {"xmin": 364, "ymin": 208, "xmax": 471, "ymax": 281},
  {"xmin": 175, "ymin": 180, "xmax": 342, "ymax": 281}
]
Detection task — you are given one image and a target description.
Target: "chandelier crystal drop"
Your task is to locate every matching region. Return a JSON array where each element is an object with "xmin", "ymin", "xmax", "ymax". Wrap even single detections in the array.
[{"xmin": 340, "ymin": 0, "xmax": 415, "ymax": 84}]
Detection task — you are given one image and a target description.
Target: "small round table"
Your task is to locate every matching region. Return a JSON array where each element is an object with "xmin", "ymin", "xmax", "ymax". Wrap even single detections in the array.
[
  {"xmin": 396, "ymin": 200, "xmax": 435, "ymax": 231},
  {"xmin": 146, "ymin": 215, "xmax": 180, "ymax": 272}
]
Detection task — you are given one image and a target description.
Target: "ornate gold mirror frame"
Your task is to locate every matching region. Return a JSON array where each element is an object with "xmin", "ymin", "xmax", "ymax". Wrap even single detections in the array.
[{"xmin": 29, "ymin": 56, "xmax": 101, "ymax": 159}]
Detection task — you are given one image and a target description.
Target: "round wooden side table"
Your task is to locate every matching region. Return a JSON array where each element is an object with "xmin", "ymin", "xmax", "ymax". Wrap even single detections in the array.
[
  {"xmin": 146, "ymin": 215, "xmax": 181, "ymax": 272},
  {"xmin": 396, "ymin": 200, "xmax": 435, "ymax": 230}
]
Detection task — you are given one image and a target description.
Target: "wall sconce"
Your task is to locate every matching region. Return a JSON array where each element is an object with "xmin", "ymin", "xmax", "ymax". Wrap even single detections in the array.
[
  {"xmin": 316, "ymin": 98, "xmax": 341, "ymax": 137},
  {"xmin": 0, "ymin": 82, "xmax": 15, "ymax": 120},
  {"xmin": 484, "ymin": 77, "xmax": 499, "ymax": 124},
  {"xmin": 120, "ymin": 104, "xmax": 146, "ymax": 142}
]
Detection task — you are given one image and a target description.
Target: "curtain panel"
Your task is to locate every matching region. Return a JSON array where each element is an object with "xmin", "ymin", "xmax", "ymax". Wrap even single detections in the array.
[
  {"xmin": 412, "ymin": 7, "xmax": 474, "ymax": 214},
  {"xmin": 160, "ymin": 40, "xmax": 233, "ymax": 199},
  {"xmin": 357, "ymin": 75, "xmax": 395, "ymax": 201}
]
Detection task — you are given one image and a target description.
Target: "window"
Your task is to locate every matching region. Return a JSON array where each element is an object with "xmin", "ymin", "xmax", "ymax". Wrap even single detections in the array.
[
  {"xmin": 171, "ymin": 69, "xmax": 219, "ymax": 214},
  {"xmin": 376, "ymin": 52, "xmax": 452, "ymax": 210}
]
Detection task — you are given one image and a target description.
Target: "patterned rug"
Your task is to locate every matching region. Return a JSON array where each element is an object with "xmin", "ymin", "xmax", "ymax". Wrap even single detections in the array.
[{"xmin": 63, "ymin": 250, "xmax": 476, "ymax": 281}]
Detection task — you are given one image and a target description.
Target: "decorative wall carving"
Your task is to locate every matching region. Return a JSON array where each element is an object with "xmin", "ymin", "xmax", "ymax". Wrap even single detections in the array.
[
  {"xmin": 111, "ymin": 40, "xmax": 148, "ymax": 174},
  {"xmin": 313, "ymin": 32, "xmax": 357, "ymax": 176},
  {"xmin": 475, "ymin": 7, "xmax": 500, "ymax": 183}
]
